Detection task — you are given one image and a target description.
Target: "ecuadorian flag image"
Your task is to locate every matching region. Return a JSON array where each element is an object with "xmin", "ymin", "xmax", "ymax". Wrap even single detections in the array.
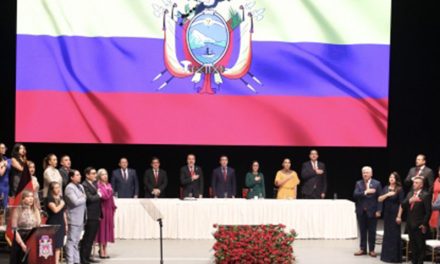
[{"xmin": 16, "ymin": 0, "xmax": 391, "ymax": 146}]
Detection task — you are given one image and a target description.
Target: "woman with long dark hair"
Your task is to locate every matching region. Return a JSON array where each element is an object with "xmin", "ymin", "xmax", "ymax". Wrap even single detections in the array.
[
  {"xmin": 42, "ymin": 153, "xmax": 63, "ymax": 198},
  {"xmin": 9, "ymin": 143, "xmax": 27, "ymax": 197},
  {"xmin": 46, "ymin": 181, "xmax": 67, "ymax": 264},
  {"xmin": 378, "ymin": 172, "xmax": 404, "ymax": 263},
  {"xmin": 27, "ymin": 161, "xmax": 41, "ymax": 209}
]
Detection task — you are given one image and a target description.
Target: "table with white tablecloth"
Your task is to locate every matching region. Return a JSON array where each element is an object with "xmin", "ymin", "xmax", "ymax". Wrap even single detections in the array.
[{"xmin": 114, "ymin": 198, "xmax": 357, "ymax": 240}]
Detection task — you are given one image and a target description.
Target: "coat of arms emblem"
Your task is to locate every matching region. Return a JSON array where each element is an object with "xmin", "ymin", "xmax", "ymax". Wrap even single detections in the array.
[
  {"xmin": 152, "ymin": 0, "xmax": 265, "ymax": 94},
  {"xmin": 38, "ymin": 235, "xmax": 53, "ymax": 259}
]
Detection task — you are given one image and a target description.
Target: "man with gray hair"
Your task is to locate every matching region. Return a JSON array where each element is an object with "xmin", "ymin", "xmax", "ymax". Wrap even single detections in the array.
[{"xmin": 353, "ymin": 166, "xmax": 382, "ymax": 257}]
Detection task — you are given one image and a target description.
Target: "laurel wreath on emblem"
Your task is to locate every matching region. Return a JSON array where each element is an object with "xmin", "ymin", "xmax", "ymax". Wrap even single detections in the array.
[{"xmin": 152, "ymin": 0, "xmax": 265, "ymax": 94}]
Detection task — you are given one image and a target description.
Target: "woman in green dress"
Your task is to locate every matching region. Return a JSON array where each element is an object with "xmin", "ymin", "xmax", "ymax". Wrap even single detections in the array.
[{"xmin": 245, "ymin": 161, "xmax": 266, "ymax": 198}]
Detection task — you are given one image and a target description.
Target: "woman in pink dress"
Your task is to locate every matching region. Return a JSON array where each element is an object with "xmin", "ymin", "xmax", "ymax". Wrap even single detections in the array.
[{"xmin": 95, "ymin": 168, "xmax": 116, "ymax": 259}]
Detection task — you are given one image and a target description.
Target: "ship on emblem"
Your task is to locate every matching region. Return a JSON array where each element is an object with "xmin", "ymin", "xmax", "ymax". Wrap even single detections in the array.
[{"xmin": 152, "ymin": 0, "xmax": 265, "ymax": 94}]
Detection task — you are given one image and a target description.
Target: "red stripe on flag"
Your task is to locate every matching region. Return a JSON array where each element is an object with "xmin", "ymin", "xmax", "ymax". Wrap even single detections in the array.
[{"xmin": 16, "ymin": 91, "xmax": 388, "ymax": 146}]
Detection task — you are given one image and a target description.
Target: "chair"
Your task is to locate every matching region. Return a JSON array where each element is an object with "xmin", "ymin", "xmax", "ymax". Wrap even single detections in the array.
[
  {"xmin": 426, "ymin": 239, "xmax": 440, "ymax": 263},
  {"xmin": 401, "ymin": 234, "xmax": 410, "ymax": 262},
  {"xmin": 242, "ymin": 188, "xmax": 249, "ymax": 198},
  {"xmin": 375, "ymin": 230, "xmax": 384, "ymax": 245},
  {"xmin": 273, "ymin": 188, "xmax": 278, "ymax": 198}
]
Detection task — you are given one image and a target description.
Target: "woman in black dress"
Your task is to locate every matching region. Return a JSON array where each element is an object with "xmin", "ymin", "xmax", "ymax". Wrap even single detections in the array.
[
  {"xmin": 378, "ymin": 172, "xmax": 404, "ymax": 263},
  {"xmin": 46, "ymin": 181, "xmax": 67, "ymax": 264},
  {"xmin": 9, "ymin": 143, "xmax": 27, "ymax": 197}
]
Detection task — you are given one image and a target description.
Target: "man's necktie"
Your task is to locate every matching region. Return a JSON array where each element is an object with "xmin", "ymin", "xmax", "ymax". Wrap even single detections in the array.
[
  {"xmin": 410, "ymin": 192, "xmax": 418, "ymax": 210},
  {"xmin": 154, "ymin": 170, "xmax": 159, "ymax": 183}
]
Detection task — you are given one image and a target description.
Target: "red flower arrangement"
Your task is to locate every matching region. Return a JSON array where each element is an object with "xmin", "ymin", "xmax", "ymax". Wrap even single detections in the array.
[{"xmin": 212, "ymin": 224, "xmax": 297, "ymax": 263}]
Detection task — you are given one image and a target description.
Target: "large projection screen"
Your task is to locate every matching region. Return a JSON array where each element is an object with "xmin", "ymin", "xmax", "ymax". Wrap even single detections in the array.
[{"xmin": 15, "ymin": 0, "xmax": 391, "ymax": 146}]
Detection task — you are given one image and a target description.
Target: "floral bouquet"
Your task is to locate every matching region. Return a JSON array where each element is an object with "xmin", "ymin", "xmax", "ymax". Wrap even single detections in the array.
[{"xmin": 213, "ymin": 224, "xmax": 297, "ymax": 263}]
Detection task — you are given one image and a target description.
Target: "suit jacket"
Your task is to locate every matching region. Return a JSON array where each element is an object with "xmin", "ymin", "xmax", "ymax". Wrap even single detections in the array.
[
  {"xmin": 402, "ymin": 189, "xmax": 431, "ymax": 228},
  {"xmin": 211, "ymin": 166, "xmax": 236, "ymax": 198},
  {"xmin": 404, "ymin": 166, "xmax": 434, "ymax": 191},
  {"xmin": 58, "ymin": 167, "xmax": 71, "ymax": 189},
  {"xmin": 143, "ymin": 168, "xmax": 168, "ymax": 198},
  {"xmin": 180, "ymin": 165, "xmax": 204, "ymax": 197},
  {"xmin": 300, "ymin": 161, "xmax": 327, "ymax": 196},
  {"xmin": 353, "ymin": 178, "xmax": 383, "ymax": 217},
  {"xmin": 111, "ymin": 168, "xmax": 139, "ymax": 198},
  {"xmin": 82, "ymin": 180, "xmax": 102, "ymax": 221},
  {"xmin": 64, "ymin": 182, "xmax": 87, "ymax": 226}
]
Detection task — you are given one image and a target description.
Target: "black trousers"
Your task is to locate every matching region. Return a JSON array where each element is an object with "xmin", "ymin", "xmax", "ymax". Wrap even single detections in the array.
[
  {"xmin": 408, "ymin": 226, "xmax": 426, "ymax": 264},
  {"xmin": 80, "ymin": 219, "xmax": 100, "ymax": 262},
  {"xmin": 357, "ymin": 210, "xmax": 377, "ymax": 252}
]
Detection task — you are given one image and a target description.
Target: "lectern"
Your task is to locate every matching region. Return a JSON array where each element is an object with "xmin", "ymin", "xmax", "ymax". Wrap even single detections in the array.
[{"xmin": 24, "ymin": 225, "xmax": 60, "ymax": 264}]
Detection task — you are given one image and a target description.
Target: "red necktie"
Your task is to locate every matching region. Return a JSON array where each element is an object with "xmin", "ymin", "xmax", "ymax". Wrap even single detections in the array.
[
  {"xmin": 223, "ymin": 168, "xmax": 227, "ymax": 181},
  {"xmin": 410, "ymin": 192, "xmax": 418, "ymax": 210},
  {"xmin": 154, "ymin": 170, "xmax": 159, "ymax": 183},
  {"xmin": 190, "ymin": 167, "xmax": 194, "ymax": 176}
]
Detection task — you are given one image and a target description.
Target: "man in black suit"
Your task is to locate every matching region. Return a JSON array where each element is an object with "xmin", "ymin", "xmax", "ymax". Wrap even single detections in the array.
[
  {"xmin": 80, "ymin": 167, "xmax": 102, "ymax": 264},
  {"xmin": 58, "ymin": 155, "xmax": 72, "ymax": 190},
  {"xmin": 404, "ymin": 154, "xmax": 434, "ymax": 192},
  {"xmin": 144, "ymin": 157, "xmax": 168, "ymax": 198},
  {"xmin": 211, "ymin": 155, "xmax": 236, "ymax": 198},
  {"xmin": 400, "ymin": 176, "xmax": 431, "ymax": 264},
  {"xmin": 180, "ymin": 154, "xmax": 204, "ymax": 198},
  {"xmin": 353, "ymin": 166, "xmax": 382, "ymax": 258},
  {"xmin": 300, "ymin": 149, "xmax": 327, "ymax": 199},
  {"xmin": 111, "ymin": 157, "xmax": 139, "ymax": 198}
]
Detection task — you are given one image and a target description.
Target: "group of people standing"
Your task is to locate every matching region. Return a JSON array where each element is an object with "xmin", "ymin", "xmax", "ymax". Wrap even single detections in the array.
[
  {"xmin": 1, "ymin": 143, "xmax": 329, "ymax": 263},
  {"xmin": 109, "ymin": 150, "xmax": 327, "ymax": 200},
  {"xmin": 0, "ymin": 143, "xmax": 116, "ymax": 264},
  {"xmin": 354, "ymin": 154, "xmax": 438, "ymax": 264}
]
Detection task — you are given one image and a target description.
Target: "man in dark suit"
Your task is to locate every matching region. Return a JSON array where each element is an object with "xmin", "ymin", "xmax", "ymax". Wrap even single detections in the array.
[
  {"xmin": 180, "ymin": 154, "xmax": 204, "ymax": 198},
  {"xmin": 404, "ymin": 154, "xmax": 434, "ymax": 192},
  {"xmin": 58, "ymin": 155, "xmax": 72, "ymax": 190},
  {"xmin": 211, "ymin": 155, "xmax": 236, "ymax": 198},
  {"xmin": 300, "ymin": 149, "xmax": 327, "ymax": 199},
  {"xmin": 401, "ymin": 176, "xmax": 431, "ymax": 264},
  {"xmin": 111, "ymin": 157, "xmax": 139, "ymax": 198},
  {"xmin": 353, "ymin": 166, "xmax": 382, "ymax": 258},
  {"xmin": 144, "ymin": 157, "xmax": 168, "ymax": 198},
  {"xmin": 80, "ymin": 167, "xmax": 102, "ymax": 264}
]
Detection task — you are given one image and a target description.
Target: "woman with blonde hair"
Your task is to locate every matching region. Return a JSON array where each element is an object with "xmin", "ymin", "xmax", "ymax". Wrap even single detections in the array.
[
  {"xmin": 274, "ymin": 158, "xmax": 300, "ymax": 199},
  {"xmin": 10, "ymin": 189, "xmax": 41, "ymax": 264},
  {"xmin": 95, "ymin": 168, "xmax": 116, "ymax": 258}
]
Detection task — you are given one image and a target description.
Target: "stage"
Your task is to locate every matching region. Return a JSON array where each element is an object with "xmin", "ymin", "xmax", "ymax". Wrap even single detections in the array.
[
  {"xmin": 73, "ymin": 238, "xmax": 392, "ymax": 264},
  {"xmin": 114, "ymin": 198, "xmax": 358, "ymax": 240}
]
